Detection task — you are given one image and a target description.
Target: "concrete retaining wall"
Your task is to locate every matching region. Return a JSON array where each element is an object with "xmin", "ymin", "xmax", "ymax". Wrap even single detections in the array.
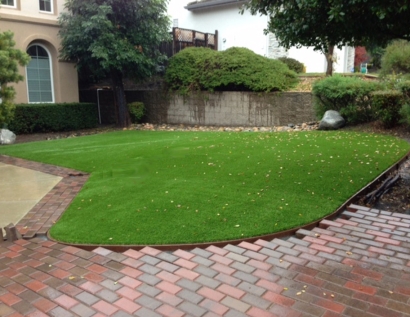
[
  {"xmin": 79, "ymin": 90, "xmax": 316, "ymax": 126},
  {"xmin": 141, "ymin": 91, "xmax": 316, "ymax": 127}
]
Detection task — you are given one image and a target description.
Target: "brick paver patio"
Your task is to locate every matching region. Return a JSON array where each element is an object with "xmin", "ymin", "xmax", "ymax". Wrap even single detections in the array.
[{"xmin": 1, "ymin": 155, "xmax": 410, "ymax": 316}]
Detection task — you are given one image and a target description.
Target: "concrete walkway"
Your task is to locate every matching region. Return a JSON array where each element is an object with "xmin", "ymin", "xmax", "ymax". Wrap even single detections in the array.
[
  {"xmin": 0, "ymin": 162, "xmax": 62, "ymax": 231},
  {"xmin": 1, "ymin": 155, "xmax": 410, "ymax": 316}
]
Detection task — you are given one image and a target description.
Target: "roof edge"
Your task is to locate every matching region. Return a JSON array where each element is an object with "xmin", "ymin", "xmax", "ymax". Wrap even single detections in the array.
[{"xmin": 185, "ymin": 0, "xmax": 248, "ymax": 11}]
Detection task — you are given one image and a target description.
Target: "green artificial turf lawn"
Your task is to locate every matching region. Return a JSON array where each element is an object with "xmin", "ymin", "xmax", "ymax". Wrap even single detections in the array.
[{"xmin": 1, "ymin": 130, "xmax": 409, "ymax": 245}]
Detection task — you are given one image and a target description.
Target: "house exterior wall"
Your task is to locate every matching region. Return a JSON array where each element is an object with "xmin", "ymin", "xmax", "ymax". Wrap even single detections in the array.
[
  {"xmin": 168, "ymin": 0, "xmax": 269, "ymax": 57},
  {"xmin": 167, "ymin": 1, "xmax": 354, "ymax": 74},
  {"xmin": 0, "ymin": 0, "xmax": 78, "ymax": 104}
]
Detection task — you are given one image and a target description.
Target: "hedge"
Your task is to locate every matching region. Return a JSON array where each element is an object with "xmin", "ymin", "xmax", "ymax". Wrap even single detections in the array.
[
  {"xmin": 8, "ymin": 103, "xmax": 98, "ymax": 134},
  {"xmin": 312, "ymin": 75, "xmax": 381, "ymax": 124},
  {"xmin": 371, "ymin": 90, "xmax": 404, "ymax": 128}
]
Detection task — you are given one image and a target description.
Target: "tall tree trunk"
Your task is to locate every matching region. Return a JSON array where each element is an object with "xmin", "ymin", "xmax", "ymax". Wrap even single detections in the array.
[
  {"xmin": 111, "ymin": 70, "xmax": 130, "ymax": 128},
  {"xmin": 325, "ymin": 45, "xmax": 335, "ymax": 76}
]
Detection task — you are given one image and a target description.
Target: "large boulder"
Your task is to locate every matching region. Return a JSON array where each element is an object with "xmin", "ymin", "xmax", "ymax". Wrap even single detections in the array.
[
  {"xmin": 318, "ymin": 110, "xmax": 345, "ymax": 130},
  {"xmin": 0, "ymin": 129, "xmax": 16, "ymax": 145}
]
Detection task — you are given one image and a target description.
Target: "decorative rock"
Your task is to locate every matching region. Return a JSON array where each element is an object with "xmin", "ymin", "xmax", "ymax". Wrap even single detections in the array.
[
  {"xmin": 318, "ymin": 110, "xmax": 345, "ymax": 130},
  {"xmin": 0, "ymin": 129, "xmax": 16, "ymax": 145}
]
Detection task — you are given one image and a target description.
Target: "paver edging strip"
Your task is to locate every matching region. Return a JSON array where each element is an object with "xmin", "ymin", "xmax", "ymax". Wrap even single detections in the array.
[{"xmin": 46, "ymin": 150, "xmax": 410, "ymax": 251}]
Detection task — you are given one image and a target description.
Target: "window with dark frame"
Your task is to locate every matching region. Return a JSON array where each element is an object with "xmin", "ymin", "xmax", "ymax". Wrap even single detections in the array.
[
  {"xmin": 26, "ymin": 45, "xmax": 54, "ymax": 103},
  {"xmin": 39, "ymin": 0, "xmax": 52, "ymax": 12},
  {"xmin": 0, "ymin": 0, "xmax": 15, "ymax": 7}
]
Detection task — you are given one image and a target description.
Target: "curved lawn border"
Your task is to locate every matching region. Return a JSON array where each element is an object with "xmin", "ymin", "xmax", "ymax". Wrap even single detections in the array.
[{"xmin": 47, "ymin": 151, "xmax": 410, "ymax": 251}]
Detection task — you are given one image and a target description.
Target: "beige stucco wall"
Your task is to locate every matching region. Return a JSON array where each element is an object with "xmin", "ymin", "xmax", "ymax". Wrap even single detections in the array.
[{"xmin": 0, "ymin": 0, "xmax": 78, "ymax": 103}]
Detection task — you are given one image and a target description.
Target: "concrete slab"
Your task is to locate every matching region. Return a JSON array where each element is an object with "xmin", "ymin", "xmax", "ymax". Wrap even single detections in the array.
[{"xmin": 0, "ymin": 162, "xmax": 62, "ymax": 229}]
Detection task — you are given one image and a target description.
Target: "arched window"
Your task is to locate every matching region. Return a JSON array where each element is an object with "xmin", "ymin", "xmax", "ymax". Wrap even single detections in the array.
[{"xmin": 26, "ymin": 44, "xmax": 54, "ymax": 103}]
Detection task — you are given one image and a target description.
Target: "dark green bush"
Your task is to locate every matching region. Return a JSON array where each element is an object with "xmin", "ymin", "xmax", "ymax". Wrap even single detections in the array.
[
  {"xmin": 277, "ymin": 57, "xmax": 304, "ymax": 73},
  {"xmin": 371, "ymin": 90, "xmax": 404, "ymax": 128},
  {"xmin": 8, "ymin": 103, "xmax": 98, "ymax": 134},
  {"xmin": 312, "ymin": 75, "xmax": 381, "ymax": 124},
  {"xmin": 398, "ymin": 80, "xmax": 410, "ymax": 100},
  {"xmin": 399, "ymin": 103, "xmax": 410, "ymax": 126},
  {"xmin": 165, "ymin": 47, "xmax": 298, "ymax": 94},
  {"xmin": 127, "ymin": 102, "xmax": 145, "ymax": 123},
  {"xmin": 380, "ymin": 40, "xmax": 410, "ymax": 77}
]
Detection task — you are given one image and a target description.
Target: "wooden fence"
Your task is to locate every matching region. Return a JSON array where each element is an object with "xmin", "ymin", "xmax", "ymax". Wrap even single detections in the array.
[{"xmin": 160, "ymin": 27, "xmax": 218, "ymax": 58}]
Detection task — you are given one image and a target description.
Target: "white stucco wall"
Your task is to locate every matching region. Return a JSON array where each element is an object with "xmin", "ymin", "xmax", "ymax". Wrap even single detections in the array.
[
  {"xmin": 168, "ymin": 0, "xmax": 268, "ymax": 56},
  {"xmin": 168, "ymin": 1, "xmax": 353, "ymax": 74},
  {"xmin": 287, "ymin": 47, "xmax": 326, "ymax": 73}
]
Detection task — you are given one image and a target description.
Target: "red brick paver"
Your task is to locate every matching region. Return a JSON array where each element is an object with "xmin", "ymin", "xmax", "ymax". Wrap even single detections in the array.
[{"xmin": 1, "ymin": 207, "xmax": 409, "ymax": 316}]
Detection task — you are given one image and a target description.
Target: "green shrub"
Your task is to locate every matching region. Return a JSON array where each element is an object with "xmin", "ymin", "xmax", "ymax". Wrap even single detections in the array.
[
  {"xmin": 399, "ymin": 103, "xmax": 410, "ymax": 126},
  {"xmin": 371, "ymin": 90, "xmax": 404, "ymax": 128},
  {"xmin": 380, "ymin": 40, "xmax": 410, "ymax": 77},
  {"xmin": 312, "ymin": 75, "xmax": 380, "ymax": 124},
  {"xmin": 8, "ymin": 103, "xmax": 98, "ymax": 134},
  {"xmin": 277, "ymin": 57, "xmax": 304, "ymax": 73},
  {"xmin": 398, "ymin": 80, "xmax": 410, "ymax": 100},
  {"xmin": 165, "ymin": 47, "xmax": 298, "ymax": 94},
  {"xmin": 165, "ymin": 47, "xmax": 216, "ymax": 93},
  {"xmin": 127, "ymin": 102, "xmax": 145, "ymax": 123}
]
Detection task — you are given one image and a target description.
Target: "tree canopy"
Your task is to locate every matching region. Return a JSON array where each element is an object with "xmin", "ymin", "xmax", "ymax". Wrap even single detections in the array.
[
  {"xmin": 58, "ymin": 0, "xmax": 171, "ymax": 127},
  {"xmin": 0, "ymin": 31, "xmax": 30, "ymax": 127},
  {"xmin": 245, "ymin": 0, "xmax": 410, "ymax": 75}
]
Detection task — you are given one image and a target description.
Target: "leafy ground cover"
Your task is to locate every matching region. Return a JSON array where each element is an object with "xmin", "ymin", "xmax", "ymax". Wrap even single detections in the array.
[{"xmin": 1, "ymin": 130, "xmax": 409, "ymax": 245}]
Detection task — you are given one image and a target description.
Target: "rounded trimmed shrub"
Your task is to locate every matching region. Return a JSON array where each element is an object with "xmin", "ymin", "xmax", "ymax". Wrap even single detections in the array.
[
  {"xmin": 165, "ymin": 47, "xmax": 298, "ymax": 93},
  {"xmin": 277, "ymin": 57, "xmax": 304, "ymax": 73},
  {"xmin": 312, "ymin": 75, "xmax": 381, "ymax": 124},
  {"xmin": 380, "ymin": 40, "xmax": 410, "ymax": 77}
]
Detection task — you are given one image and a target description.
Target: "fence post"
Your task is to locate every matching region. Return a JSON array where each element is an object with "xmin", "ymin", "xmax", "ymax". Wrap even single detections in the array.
[
  {"xmin": 205, "ymin": 33, "xmax": 208, "ymax": 47},
  {"xmin": 214, "ymin": 30, "xmax": 218, "ymax": 51}
]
